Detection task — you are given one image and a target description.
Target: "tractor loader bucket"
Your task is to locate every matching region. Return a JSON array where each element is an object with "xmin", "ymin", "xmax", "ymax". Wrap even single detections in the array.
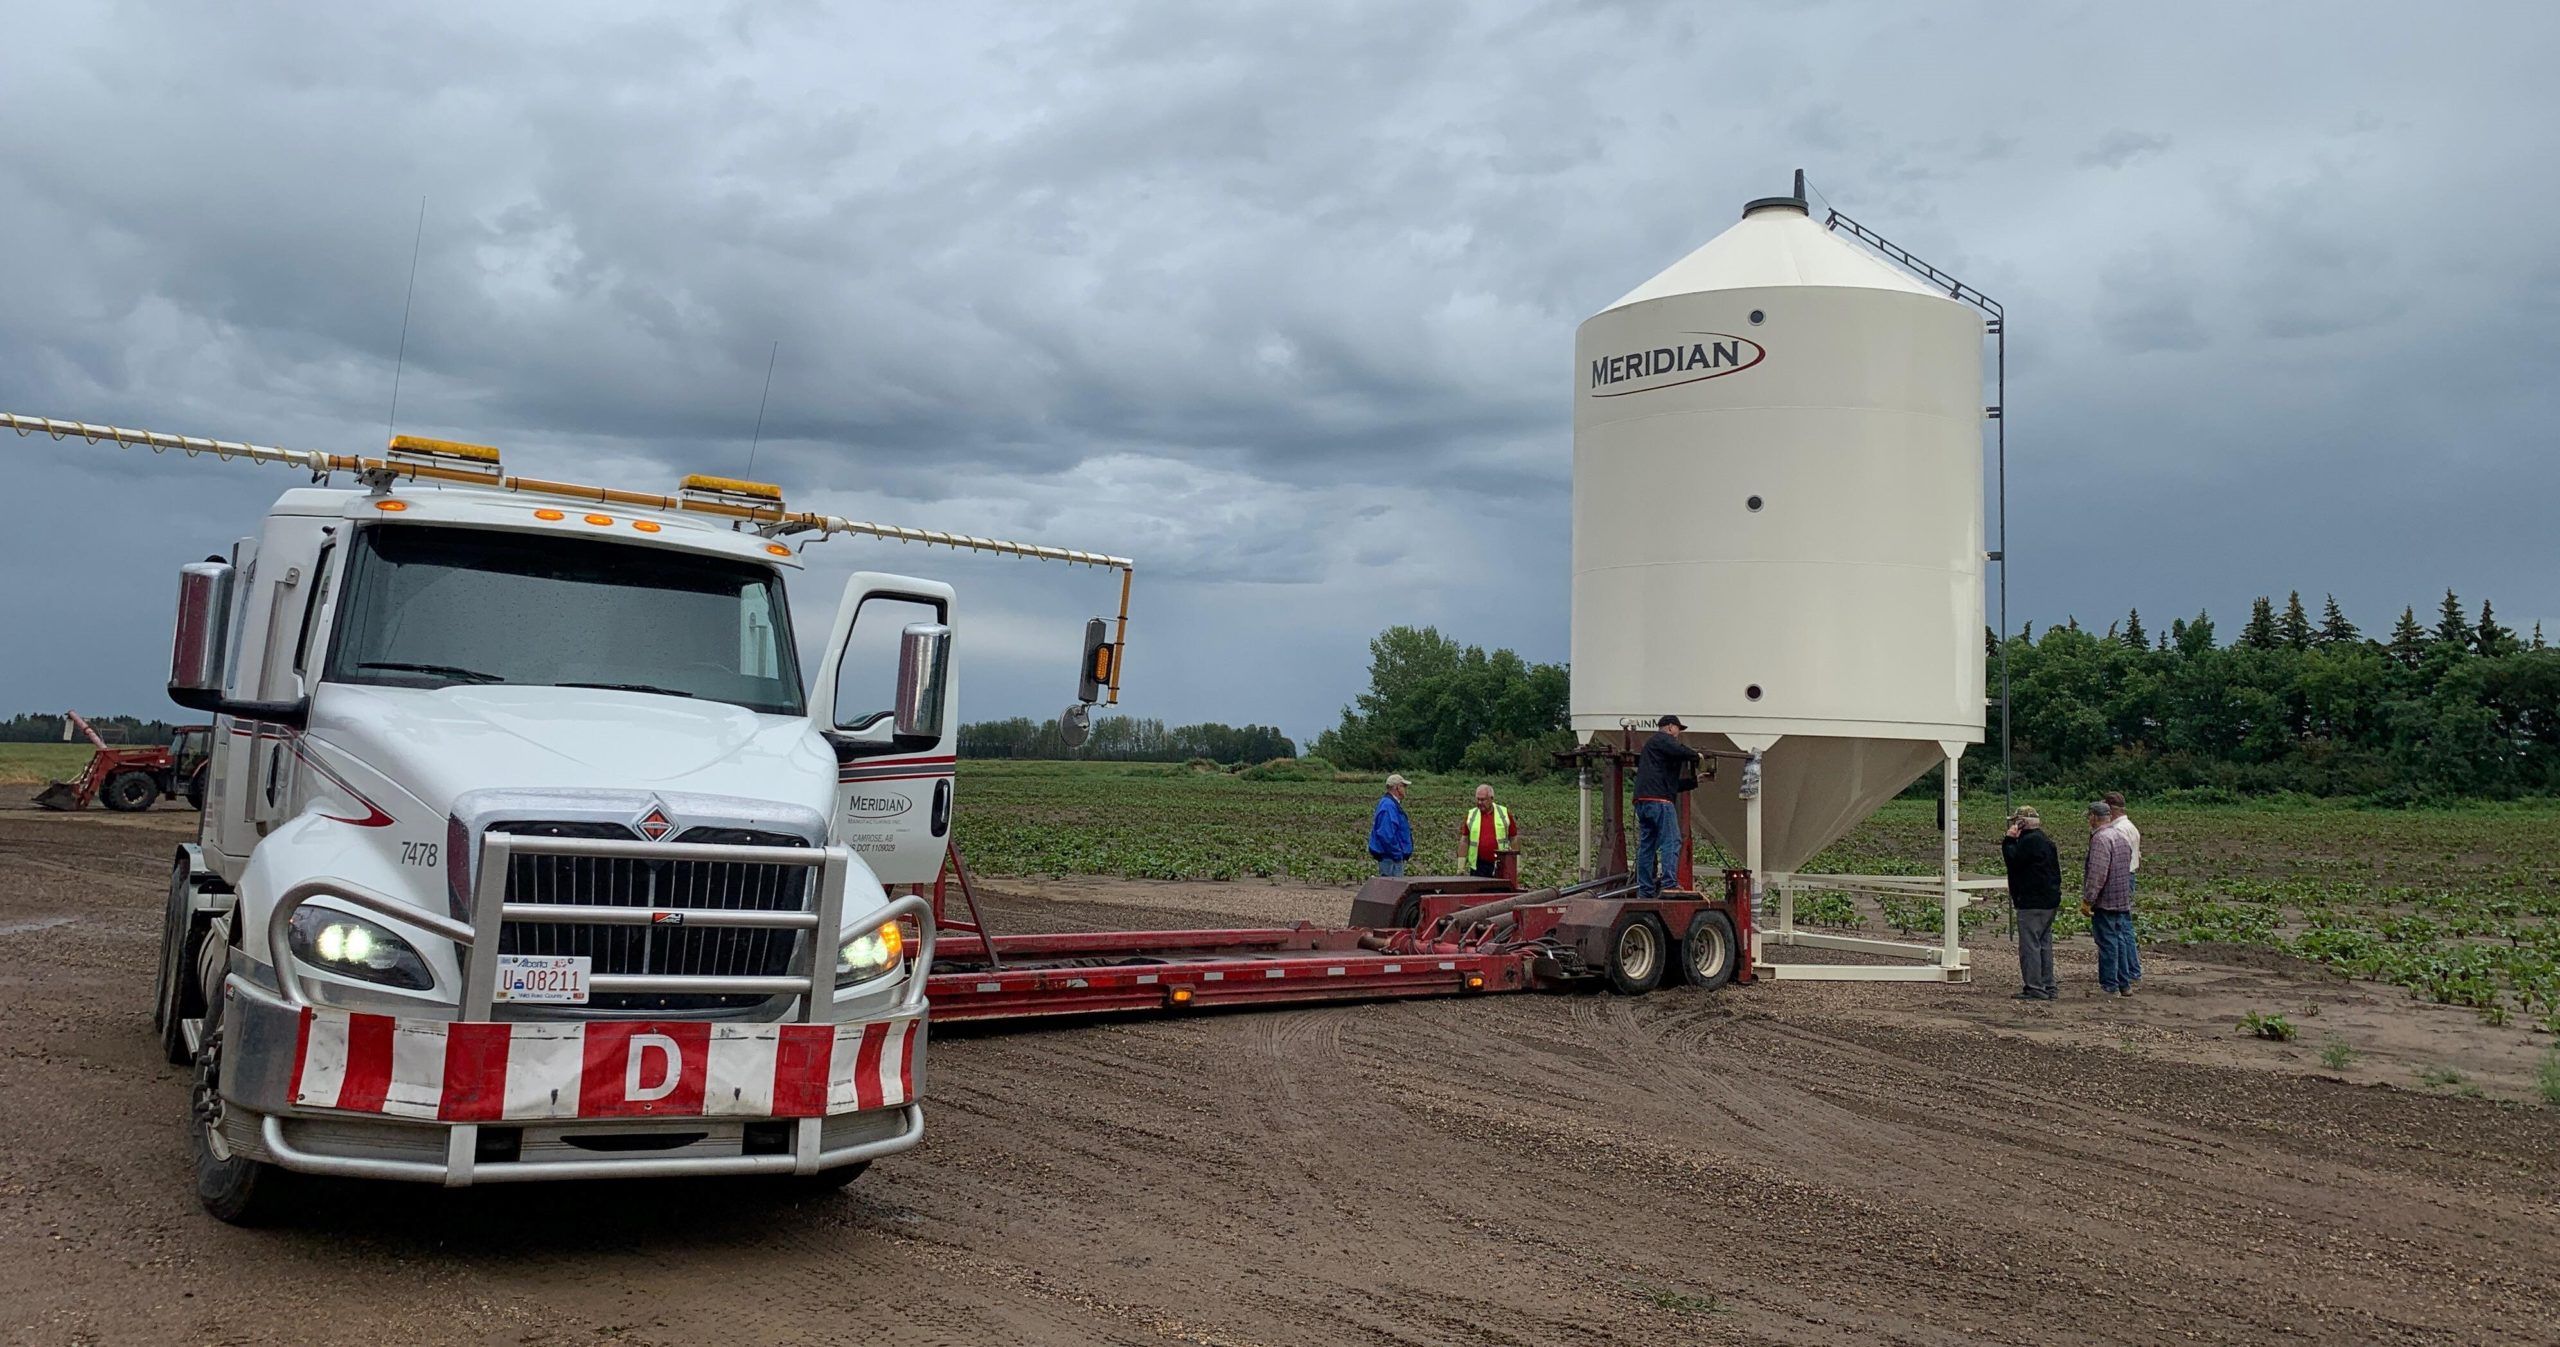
[{"xmin": 33, "ymin": 780, "xmax": 81, "ymax": 811}]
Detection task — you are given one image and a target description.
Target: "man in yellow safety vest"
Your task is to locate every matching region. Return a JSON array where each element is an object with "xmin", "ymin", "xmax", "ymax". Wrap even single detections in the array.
[{"xmin": 1460, "ymin": 783, "xmax": 1519, "ymax": 879}]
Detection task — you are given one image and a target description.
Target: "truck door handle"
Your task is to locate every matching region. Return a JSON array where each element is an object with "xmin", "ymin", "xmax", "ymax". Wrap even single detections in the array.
[{"xmin": 931, "ymin": 779, "xmax": 951, "ymax": 837}]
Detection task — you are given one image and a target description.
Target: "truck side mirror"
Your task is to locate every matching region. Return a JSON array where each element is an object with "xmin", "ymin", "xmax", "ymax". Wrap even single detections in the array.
[
  {"xmin": 1076, "ymin": 617, "xmax": 1113, "ymax": 704},
  {"xmin": 893, "ymin": 622, "xmax": 952, "ymax": 740},
  {"xmin": 169, "ymin": 562, "xmax": 235, "ymax": 708}
]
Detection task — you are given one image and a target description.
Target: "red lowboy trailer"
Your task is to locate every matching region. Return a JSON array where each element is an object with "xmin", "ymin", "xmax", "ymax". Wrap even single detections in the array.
[{"xmin": 918, "ymin": 852, "xmax": 1753, "ymax": 1024}]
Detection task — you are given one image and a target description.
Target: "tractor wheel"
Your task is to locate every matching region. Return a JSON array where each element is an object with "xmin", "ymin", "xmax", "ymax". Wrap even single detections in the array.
[
  {"xmin": 190, "ymin": 952, "xmax": 294, "ymax": 1226},
  {"xmin": 101, "ymin": 771, "xmax": 157, "ymax": 812},
  {"xmin": 184, "ymin": 766, "xmax": 208, "ymax": 812},
  {"xmin": 155, "ymin": 852, "xmax": 208, "ymax": 1065},
  {"xmin": 1604, "ymin": 912, "xmax": 1668, "ymax": 996},
  {"xmin": 1677, "ymin": 910, "xmax": 1739, "ymax": 991}
]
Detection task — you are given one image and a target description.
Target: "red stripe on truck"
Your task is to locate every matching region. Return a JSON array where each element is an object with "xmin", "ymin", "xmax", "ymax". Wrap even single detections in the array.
[{"xmin": 438, "ymin": 1021, "xmax": 513, "ymax": 1122}]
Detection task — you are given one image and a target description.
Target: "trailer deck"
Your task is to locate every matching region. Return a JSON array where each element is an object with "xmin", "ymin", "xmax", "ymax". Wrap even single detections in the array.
[{"xmin": 919, "ymin": 854, "xmax": 1752, "ymax": 1023}]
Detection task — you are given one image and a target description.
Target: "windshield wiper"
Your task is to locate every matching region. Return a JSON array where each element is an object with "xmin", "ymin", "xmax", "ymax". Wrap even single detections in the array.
[
  {"xmin": 553, "ymin": 681, "xmax": 699, "ymax": 699},
  {"xmin": 358, "ymin": 661, "xmax": 504, "ymax": 684}
]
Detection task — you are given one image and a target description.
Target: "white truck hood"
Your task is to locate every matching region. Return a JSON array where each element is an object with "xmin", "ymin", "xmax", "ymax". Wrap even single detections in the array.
[{"xmin": 307, "ymin": 683, "xmax": 838, "ymax": 822}]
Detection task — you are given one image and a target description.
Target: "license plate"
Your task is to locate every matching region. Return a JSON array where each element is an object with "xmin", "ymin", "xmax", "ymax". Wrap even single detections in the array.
[{"xmin": 495, "ymin": 953, "xmax": 591, "ymax": 1004}]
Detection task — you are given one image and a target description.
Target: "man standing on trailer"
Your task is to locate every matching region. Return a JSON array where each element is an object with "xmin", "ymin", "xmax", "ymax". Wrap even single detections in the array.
[
  {"xmin": 2084, "ymin": 800, "xmax": 2137, "ymax": 996},
  {"xmin": 1633, "ymin": 715, "xmax": 1703, "ymax": 897},
  {"xmin": 1460, "ymin": 783, "xmax": 1519, "ymax": 879},
  {"xmin": 1369, "ymin": 774, "xmax": 1415, "ymax": 876},
  {"xmin": 2000, "ymin": 807, "xmax": 2061, "ymax": 1000},
  {"xmin": 2105, "ymin": 791, "xmax": 2144, "ymax": 984}
]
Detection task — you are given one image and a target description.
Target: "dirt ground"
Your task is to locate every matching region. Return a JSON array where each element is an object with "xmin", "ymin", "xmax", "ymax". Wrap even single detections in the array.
[{"xmin": 3, "ymin": 802, "xmax": 2557, "ymax": 1346}]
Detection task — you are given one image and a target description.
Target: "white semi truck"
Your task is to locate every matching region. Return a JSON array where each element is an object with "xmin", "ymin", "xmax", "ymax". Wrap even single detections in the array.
[{"xmin": 55, "ymin": 421, "xmax": 1135, "ymax": 1224}]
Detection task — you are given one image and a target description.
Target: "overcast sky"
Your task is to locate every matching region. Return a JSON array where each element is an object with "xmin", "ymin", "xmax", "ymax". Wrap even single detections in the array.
[{"xmin": 3, "ymin": 1, "xmax": 2554, "ymax": 745}]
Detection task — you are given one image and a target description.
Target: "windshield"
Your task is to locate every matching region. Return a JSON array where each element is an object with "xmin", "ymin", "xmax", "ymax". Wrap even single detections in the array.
[{"xmin": 324, "ymin": 523, "xmax": 805, "ymax": 715}]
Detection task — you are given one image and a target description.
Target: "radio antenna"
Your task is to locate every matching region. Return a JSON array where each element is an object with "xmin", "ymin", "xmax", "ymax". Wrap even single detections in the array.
[
  {"xmin": 744, "ymin": 339, "xmax": 779, "ymax": 477},
  {"xmin": 385, "ymin": 197, "xmax": 427, "ymax": 443}
]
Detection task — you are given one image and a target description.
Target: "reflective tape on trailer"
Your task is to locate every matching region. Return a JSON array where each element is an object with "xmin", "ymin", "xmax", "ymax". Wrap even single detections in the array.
[{"xmin": 286, "ymin": 1008, "xmax": 920, "ymax": 1122}]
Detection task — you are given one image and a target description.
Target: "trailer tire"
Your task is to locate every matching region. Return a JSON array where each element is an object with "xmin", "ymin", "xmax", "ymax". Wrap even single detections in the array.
[
  {"xmin": 102, "ymin": 770, "xmax": 158, "ymax": 812},
  {"xmin": 190, "ymin": 965, "xmax": 293, "ymax": 1226},
  {"xmin": 1605, "ymin": 913, "xmax": 1667, "ymax": 995},
  {"xmin": 155, "ymin": 853, "xmax": 208, "ymax": 1065},
  {"xmin": 1677, "ymin": 910, "xmax": 1739, "ymax": 991}
]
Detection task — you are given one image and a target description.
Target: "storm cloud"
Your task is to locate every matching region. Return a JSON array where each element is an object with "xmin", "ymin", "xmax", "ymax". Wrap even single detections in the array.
[{"xmin": 3, "ymin": 1, "xmax": 2555, "ymax": 741}]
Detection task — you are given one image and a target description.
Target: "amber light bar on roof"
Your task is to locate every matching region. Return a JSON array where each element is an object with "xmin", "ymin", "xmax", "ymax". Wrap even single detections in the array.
[{"xmin": 4, "ymin": 410, "xmax": 1136, "ymax": 702}]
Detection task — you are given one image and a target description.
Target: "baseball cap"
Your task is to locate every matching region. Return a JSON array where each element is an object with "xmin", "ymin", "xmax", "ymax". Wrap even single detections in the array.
[
  {"xmin": 1657, "ymin": 714, "xmax": 1685, "ymax": 729},
  {"xmin": 1384, "ymin": 774, "xmax": 1411, "ymax": 788},
  {"xmin": 2086, "ymin": 800, "xmax": 2111, "ymax": 818}
]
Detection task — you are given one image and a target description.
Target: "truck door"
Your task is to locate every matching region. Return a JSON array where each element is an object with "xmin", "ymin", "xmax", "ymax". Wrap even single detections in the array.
[{"xmin": 807, "ymin": 572, "xmax": 957, "ymax": 886}]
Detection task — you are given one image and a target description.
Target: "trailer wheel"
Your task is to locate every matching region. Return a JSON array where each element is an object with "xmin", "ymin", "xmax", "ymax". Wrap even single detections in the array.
[
  {"xmin": 155, "ymin": 852, "xmax": 208, "ymax": 1065},
  {"xmin": 1677, "ymin": 910, "xmax": 1739, "ymax": 990},
  {"xmin": 190, "ymin": 958, "xmax": 293, "ymax": 1226},
  {"xmin": 101, "ymin": 770, "xmax": 157, "ymax": 812},
  {"xmin": 1605, "ymin": 913, "xmax": 1667, "ymax": 995}
]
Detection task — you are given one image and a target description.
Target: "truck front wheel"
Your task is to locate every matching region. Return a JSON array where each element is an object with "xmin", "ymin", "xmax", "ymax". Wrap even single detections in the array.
[
  {"xmin": 189, "ymin": 957, "xmax": 293, "ymax": 1225},
  {"xmin": 155, "ymin": 852, "xmax": 209, "ymax": 1066}
]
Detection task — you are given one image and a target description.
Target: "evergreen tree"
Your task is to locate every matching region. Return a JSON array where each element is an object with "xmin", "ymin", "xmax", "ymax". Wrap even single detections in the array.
[
  {"xmin": 2065, "ymin": 615, "xmax": 2081, "ymax": 633},
  {"xmin": 2278, "ymin": 591, "xmax": 2314, "ymax": 649},
  {"xmin": 2156, "ymin": 630, "xmax": 2170, "ymax": 652},
  {"xmin": 2536, "ymin": 622, "xmax": 2548, "ymax": 651},
  {"xmin": 2433, "ymin": 589, "xmax": 2473, "ymax": 650},
  {"xmin": 2020, "ymin": 621, "xmax": 2034, "ymax": 643},
  {"xmin": 2121, "ymin": 608, "xmax": 2147, "ymax": 649},
  {"xmin": 2476, "ymin": 600, "xmax": 2516, "ymax": 657},
  {"xmin": 2316, "ymin": 594, "xmax": 2360, "ymax": 646},
  {"xmin": 2175, "ymin": 609, "xmax": 2217, "ymax": 655},
  {"xmin": 2241, "ymin": 596, "xmax": 2280, "ymax": 650},
  {"xmin": 2387, "ymin": 606, "xmax": 2427, "ymax": 667}
]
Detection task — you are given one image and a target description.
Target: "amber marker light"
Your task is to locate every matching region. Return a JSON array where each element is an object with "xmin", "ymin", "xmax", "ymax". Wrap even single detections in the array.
[
  {"xmin": 534, "ymin": 508, "xmax": 565, "ymax": 521},
  {"xmin": 632, "ymin": 520, "xmax": 662, "ymax": 533},
  {"xmin": 583, "ymin": 513, "xmax": 613, "ymax": 527},
  {"xmin": 372, "ymin": 499, "xmax": 409, "ymax": 512},
  {"xmin": 764, "ymin": 542, "xmax": 792, "ymax": 557},
  {"xmin": 1169, "ymin": 986, "xmax": 1195, "ymax": 1006},
  {"xmin": 1465, "ymin": 973, "xmax": 1486, "ymax": 990}
]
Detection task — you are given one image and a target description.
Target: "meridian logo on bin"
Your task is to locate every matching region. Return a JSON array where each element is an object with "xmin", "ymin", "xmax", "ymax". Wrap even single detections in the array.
[
  {"xmin": 844, "ymin": 792, "xmax": 913, "ymax": 820},
  {"xmin": 1588, "ymin": 332, "xmax": 1765, "ymax": 397}
]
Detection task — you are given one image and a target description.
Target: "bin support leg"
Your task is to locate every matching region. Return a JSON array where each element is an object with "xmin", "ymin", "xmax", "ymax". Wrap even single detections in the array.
[{"xmin": 1940, "ymin": 745, "xmax": 1964, "ymax": 970}]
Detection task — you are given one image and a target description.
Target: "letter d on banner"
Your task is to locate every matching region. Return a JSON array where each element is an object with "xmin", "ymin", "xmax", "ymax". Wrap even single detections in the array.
[{"xmin": 625, "ymin": 1032, "xmax": 682, "ymax": 1102}]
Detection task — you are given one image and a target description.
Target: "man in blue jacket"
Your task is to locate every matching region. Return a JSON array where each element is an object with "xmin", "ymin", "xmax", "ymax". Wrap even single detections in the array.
[{"xmin": 1369, "ymin": 774, "xmax": 1415, "ymax": 875}]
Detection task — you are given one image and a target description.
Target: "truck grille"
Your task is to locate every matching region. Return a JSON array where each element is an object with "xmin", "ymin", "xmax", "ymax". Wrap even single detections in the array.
[{"xmin": 493, "ymin": 822, "xmax": 811, "ymax": 1012}]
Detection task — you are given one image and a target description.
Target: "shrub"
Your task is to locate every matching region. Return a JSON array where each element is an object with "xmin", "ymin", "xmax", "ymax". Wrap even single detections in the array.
[
  {"xmin": 2238, "ymin": 1011, "xmax": 2297, "ymax": 1042},
  {"xmin": 2318, "ymin": 1038, "xmax": 2355, "ymax": 1071}
]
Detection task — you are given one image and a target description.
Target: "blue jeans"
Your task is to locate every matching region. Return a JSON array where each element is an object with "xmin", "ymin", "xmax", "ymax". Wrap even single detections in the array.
[
  {"xmin": 1634, "ymin": 799, "xmax": 1680, "ymax": 896},
  {"xmin": 2092, "ymin": 909, "xmax": 2136, "ymax": 991},
  {"xmin": 1375, "ymin": 856, "xmax": 1406, "ymax": 877},
  {"xmin": 2126, "ymin": 875, "xmax": 2143, "ymax": 979}
]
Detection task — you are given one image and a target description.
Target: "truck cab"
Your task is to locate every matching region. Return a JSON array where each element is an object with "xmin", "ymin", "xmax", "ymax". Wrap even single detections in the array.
[{"xmin": 155, "ymin": 448, "xmax": 962, "ymax": 1222}]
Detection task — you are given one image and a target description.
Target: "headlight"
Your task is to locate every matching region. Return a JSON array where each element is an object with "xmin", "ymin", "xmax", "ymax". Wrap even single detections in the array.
[
  {"xmin": 836, "ymin": 921, "xmax": 906, "ymax": 987},
  {"xmin": 287, "ymin": 908, "xmax": 433, "ymax": 990}
]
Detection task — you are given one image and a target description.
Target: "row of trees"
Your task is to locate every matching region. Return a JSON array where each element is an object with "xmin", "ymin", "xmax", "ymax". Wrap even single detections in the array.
[
  {"xmin": 1307, "ymin": 626, "xmax": 1572, "ymax": 778},
  {"xmin": 958, "ymin": 716, "xmax": 1296, "ymax": 764},
  {"xmin": 0, "ymin": 713, "xmax": 177, "ymax": 744},
  {"xmin": 1999, "ymin": 591, "xmax": 2559, "ymax": 800}
]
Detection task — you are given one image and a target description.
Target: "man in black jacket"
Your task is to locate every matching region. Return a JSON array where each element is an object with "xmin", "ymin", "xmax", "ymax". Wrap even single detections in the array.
[
  {"xmin": 2000, "ymin": 807, "xmax": 2062, "ymax": 1000},
  {"xmin": 1633, "ymin": 715, "xmax": 1703, "ymax": 897}
]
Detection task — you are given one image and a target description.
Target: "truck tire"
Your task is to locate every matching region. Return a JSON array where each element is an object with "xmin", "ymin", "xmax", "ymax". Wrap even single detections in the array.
[
  {"xmin": 190, "ymin": 953, "xmax": 293, "ymax": 1226},
  {"xmin": 102, "ymin": 770, "xmax": 158, "ymax": 812},
  {"xmin": 155, "ymin": 852, "xmax": 208, "ymax": 1065},
  {"xmin": 1605, "ymin": 912, "xmax": 1667, "ymax": 996},
  {"xmin": 785, "ymin": 1161, "xmax": 872, "ymax": 1196},
  {"xmin": 1676, "ymin": 910, "xmax": 1739, "ymax": 991}
]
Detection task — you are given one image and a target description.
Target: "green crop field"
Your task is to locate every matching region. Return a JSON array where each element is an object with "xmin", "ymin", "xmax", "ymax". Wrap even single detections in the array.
[
  {"xmin": 953, "ymin": 760, "xmax": 2560, "ymax": 1033},
  {"xmin": 0, "ymin": 743, "xmax": 94, "ymax": 787}
]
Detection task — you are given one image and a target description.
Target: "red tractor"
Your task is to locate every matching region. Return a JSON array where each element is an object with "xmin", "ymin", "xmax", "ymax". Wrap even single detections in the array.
[{"xmin": 33, "ymin": 713, "xmax": 213, "ymax": 812}]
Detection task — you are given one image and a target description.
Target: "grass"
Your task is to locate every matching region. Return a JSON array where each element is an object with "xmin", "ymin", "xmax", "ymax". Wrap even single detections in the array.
[
  {"xmin": 2319, "ymin": 1038, "xmax": 2357, "ymax": 1071},
  {"xmin": 2539, "ymin": 1051, "xmax": 2560, "ymax": 1106},
  {"xmin": 2416, "ymin": 1065, "xmax": 2466, "ymax": 1090},
  {"xmin": 951, "ymin": 762, "xmax": 2560, "ymax": 1031},
  {"xmin": 0, "ymin": 743, "xmax": 92, "ymax": 787},
  {"xmin": 1626, "ymin": 1284, "xmax": 1721, "ymax": 1315}
]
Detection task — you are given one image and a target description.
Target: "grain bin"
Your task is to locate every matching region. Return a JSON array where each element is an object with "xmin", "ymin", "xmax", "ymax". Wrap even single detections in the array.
[{"xmin": 1570, "ymin": 176, "xmax": 1995, "ymax": 974}]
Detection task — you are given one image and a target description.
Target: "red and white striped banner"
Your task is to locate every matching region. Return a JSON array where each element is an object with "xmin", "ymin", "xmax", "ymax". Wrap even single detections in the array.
[{"xmin": 286, "ymin": 1010, "xmax": 920, "ymax": 1122}]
